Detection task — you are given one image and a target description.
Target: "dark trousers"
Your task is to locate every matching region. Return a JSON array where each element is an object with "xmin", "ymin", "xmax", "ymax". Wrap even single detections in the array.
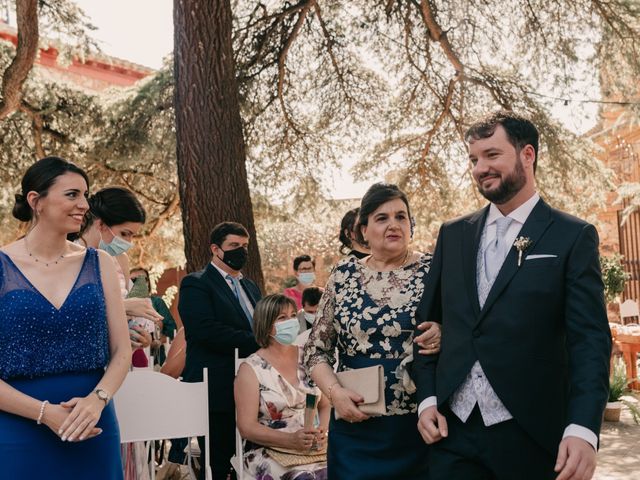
[
  {"xmin": 429, "ymin": 405, "xmax": 556, "ymax": 480},
  {"xmin": 197, "ymin": 411, "xmax": 236, "ymax": 480}
]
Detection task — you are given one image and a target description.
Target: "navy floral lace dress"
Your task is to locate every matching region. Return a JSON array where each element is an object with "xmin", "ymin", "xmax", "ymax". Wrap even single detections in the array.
[
  {"xmin": 304, "ymin": 254, "xmax": 431, "ymax": 480},
  {"xmin": 0, "ymin": 248, "xmax": 123, "ymax": 479}
]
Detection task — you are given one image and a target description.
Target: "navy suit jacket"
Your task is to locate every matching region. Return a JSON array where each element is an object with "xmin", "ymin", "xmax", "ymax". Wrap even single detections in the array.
[
  {"xmin": 178, "ymin": 263, "xmax": 261, "ymax": 412},
  {"xmin": 412, "ymin": 199, "xmax": 611, "ymax": 454}
]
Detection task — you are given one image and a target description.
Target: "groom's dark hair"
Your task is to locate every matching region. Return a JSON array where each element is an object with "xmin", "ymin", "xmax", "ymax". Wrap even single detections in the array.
[{"xmin": 465, "ymin": 111, "xmax": 539, "ymax": 173}]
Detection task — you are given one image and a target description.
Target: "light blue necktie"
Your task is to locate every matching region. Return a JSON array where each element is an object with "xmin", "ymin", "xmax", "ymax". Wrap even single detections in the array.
[
  {"xmin": 227, "ymin": 274, "xmax": 253, "ymax": 330},
  {"xmin": 484, "ymin": 216, "xmax": 514, "ymax": 284}
]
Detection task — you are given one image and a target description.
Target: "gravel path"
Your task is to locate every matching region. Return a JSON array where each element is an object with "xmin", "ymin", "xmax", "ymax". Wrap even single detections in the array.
[{"xmin": 595, "ymin": 394, "xmax": 640, "ymax": 479}]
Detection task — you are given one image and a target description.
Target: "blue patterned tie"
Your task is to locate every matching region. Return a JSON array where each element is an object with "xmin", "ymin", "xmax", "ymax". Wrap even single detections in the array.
[
  {"xmin": 227, "ymin": 275, "xmax": 253, "ymax": 329},
  {"xmin": 484, "ymin": 216, "xmax": 514, "ymax": 284}
]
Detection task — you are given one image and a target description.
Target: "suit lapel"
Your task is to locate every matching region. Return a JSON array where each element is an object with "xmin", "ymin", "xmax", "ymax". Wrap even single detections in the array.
[
  {"xmin": 463, "ymin": 206, "xmax": 489, "ymax": 317},
  {"xmin": 204, "ymin": 264, "xmax": 251, "ymax": 327},
  {"xmin": 476, "ymin": 199, "xmax": 554, "ymax": 324}
]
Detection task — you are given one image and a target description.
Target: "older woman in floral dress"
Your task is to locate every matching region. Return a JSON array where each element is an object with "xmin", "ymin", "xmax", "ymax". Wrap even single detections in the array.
[{"xmin": 304, "ymin": 183, "xmax": 441, "ymax": 480}]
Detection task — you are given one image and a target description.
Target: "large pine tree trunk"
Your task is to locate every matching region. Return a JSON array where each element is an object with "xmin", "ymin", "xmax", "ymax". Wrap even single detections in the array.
[{"xmin": 173, "ymin": 0, "xmax": 264, "ymax": 289}]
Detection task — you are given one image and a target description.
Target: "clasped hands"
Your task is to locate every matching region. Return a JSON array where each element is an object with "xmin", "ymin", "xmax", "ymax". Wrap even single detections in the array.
[
  {"xmin": 290, "ymin": 427, "xmax": 327, "ymax": 452},
  {"xmin": 418, "ymin": 407, "xmax": 597, "ymax": 480},
  {"xmin": 41, "ymin": 393, "xmax": 105, "ymax": 442}
]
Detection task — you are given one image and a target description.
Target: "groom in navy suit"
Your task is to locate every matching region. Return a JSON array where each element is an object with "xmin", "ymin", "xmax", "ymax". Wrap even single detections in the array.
[{"xmin": 412, "ymin": 112, "xmax": 611, "ymax": 480}]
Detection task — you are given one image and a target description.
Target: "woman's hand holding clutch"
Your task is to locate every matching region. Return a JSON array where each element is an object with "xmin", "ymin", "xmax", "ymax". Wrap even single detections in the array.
[{"xmin": 332, "ymin": 385, "xmax": 370, "ymax": 423}]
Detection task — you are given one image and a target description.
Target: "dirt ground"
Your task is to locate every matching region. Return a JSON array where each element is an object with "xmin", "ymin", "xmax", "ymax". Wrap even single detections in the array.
[{"xmin": 594, "ymin": 393, "xmax": 640, "ymax": 480}]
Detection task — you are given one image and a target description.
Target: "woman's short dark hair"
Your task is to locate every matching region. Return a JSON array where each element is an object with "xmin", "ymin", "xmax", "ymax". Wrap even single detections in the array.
[
  {"xmin": 339, "ymin": 208, "xmax": 359, "ymax": 254},
  {"xmin": 356, "ymin": 183, "xmax": 411, "ymax": 246},
  {"xmin": 13, "ymin": 156, "xmax": 89, "ymax": 222},
  {"xmin": 293, "ymin": 254, "xmax": 314, "ymax": 271},
  {"xmin": 253, "ymin": 294, "xmax": 297, "ymax": 348},
  {"xmin": 210, "ymin": 221, "xmax": 249, "ymax": 246},
  {"xmin": 88, "ymin": 187, "xmax": 146, "ymax": 226}
]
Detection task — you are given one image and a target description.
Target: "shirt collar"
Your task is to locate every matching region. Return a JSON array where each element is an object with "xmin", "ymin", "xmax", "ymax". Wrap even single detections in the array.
[
  {"xmin": 486, "ymin": 192, "xmax": 540, "ymax": 226},
  {"xmin": 211, "ymin": 261, "xmax": 243, "ymax": 280}
]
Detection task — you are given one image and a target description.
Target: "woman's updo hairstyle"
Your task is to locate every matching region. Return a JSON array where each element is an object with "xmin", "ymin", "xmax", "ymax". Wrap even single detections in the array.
[
  {"xmin": 355, "ymin": 183, "xmax": 411, "ymax": 247},
  {"xmin": 339, "ymin": 208, "xmax": 359, "ymax": 254},
  {"xmin": 87, "ymin": 187, "xmax": 146, "ymax": 227},
  {"xmin": 13, "ymin": 156, "xmax": 89, "ymax": 222}
]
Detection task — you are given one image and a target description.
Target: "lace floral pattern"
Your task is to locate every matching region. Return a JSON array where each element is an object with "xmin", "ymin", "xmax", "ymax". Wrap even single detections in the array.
[{"xmin": 304, "ymin": 254, "xmax": 431, "ymax": 415}]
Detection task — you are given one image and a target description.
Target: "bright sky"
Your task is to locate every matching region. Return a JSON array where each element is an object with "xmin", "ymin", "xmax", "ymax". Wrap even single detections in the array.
[
  {"xmin": 75, "ymin": 0, "xmax": 373, "ymax": 200},
  {"xmin": 77, "ymin": 0, "xmax": 173, "ymax": 70}
]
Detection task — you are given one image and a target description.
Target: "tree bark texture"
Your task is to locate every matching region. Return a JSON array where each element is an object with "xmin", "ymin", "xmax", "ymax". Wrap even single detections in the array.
[
  {"xmin": 0, "ymin": 0, "xmax": 39, "ymax": 120},
  {"xmin": 174, "ymin": 0, "xmax": 264, "ymax": 289}
]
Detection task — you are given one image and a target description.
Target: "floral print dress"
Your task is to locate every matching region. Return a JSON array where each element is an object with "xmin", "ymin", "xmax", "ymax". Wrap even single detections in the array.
[
  {"xmin": 304, "ymin": 253, "xmax": 431, "ymax": 415},
  {"xmin": 243, "ymin": 349, "xmax": 327, "ymax": 480}
]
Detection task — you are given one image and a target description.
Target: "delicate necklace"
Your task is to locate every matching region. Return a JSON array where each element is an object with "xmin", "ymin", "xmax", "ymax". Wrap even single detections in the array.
[
  {"xmin": 24, "ymin": 236, "xmax": 66, "ymax": 267},
  {"xmin": 368, "ymin": 249, "xmax": 411, "ymax": 270}
]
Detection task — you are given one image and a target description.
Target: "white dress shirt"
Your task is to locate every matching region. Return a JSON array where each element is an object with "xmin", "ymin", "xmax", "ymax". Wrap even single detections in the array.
[{"xmin": 418, "ymin": 193, "xmax": 597, "ymax": 450}]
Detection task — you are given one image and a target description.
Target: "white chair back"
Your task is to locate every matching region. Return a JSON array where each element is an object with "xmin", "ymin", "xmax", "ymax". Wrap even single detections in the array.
[
  {"xmin": 230, "ymin": 349, "xmax": 247, "ymax": 479},
  {"xmin": 620, "ymin": 299, "xmax": 640, "ymax": 325},
  {"xmin": 114, "ymin": 368, "xmax": 211, "ymax": 480}
]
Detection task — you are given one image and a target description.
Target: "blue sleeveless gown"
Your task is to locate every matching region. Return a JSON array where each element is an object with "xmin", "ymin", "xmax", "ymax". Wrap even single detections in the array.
[{"xmin": 0, "ymin": 248, "xmax": 123, "ymax": 479}]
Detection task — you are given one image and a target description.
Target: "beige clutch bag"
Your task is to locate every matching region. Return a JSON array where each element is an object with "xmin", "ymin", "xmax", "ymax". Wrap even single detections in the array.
[{"xmin": 334, "ymin": 365, "xmax": 386, "ymax": 420}]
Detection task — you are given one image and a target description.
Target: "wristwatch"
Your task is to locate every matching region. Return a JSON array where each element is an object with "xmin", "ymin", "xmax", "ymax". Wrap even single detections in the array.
[{"xmin": 94, "ymin": 388, "xmax": 110, "ymax": 405}]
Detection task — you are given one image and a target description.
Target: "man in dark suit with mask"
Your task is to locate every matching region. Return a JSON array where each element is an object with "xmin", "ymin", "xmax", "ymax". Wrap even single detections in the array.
[
  {"xmin": 412, "ymin": 112, "xmax": 611, "ymax": 480},
  {"xmin": 179, "ymin": 221, "xmax": 261, "ymax": 479}
]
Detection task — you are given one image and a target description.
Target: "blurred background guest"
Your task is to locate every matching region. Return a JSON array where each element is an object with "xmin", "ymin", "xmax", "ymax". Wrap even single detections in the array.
[
  {"xmin": 297, "ymin": 286, "xmax": 323, "ymax": 333},
  {"xmin": 130, "ymin": 267, "xmax": 178, "ymax": 366},
  {"xmin": 235, "ymin": 294, "xmax": 328, "ymax": 479},
  {"xmin": 305, "ymin": 183, "xmax": 441, "ymax": 480},
  {"xmin": 284, "ymin": 254, "xmax": 316, "ymax": 310},
  {"xmin": 0, "ymin": 157, "xmax": 130, "ymax": 479},
  {"xmin": 338, "ymin": 208, "xmax": 370, "ymax": 259}
]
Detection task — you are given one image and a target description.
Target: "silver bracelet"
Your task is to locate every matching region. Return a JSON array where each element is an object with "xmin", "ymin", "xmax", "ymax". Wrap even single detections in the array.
[{"xmin": 36, "ymin": 400, "xmax": 49, "ymax": 425}]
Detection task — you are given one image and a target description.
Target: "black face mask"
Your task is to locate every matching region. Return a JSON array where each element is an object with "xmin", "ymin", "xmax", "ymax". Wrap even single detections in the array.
[{"xmin": 219, "ymin": 246, "xmax": 248, "ymax": 271}]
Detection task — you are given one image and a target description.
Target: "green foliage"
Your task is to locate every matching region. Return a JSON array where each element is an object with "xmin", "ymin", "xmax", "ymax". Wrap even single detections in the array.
[
  {"xmin": 609, "ymin": 357, "xmax": 640, "ymax": 424},
  {"xmin": 609, "ymin": 357, "xmax": 629, "ymax": 402},
  {"xmin": 601, "ymin": 254, "xmax": 630, "ymax": 303}
]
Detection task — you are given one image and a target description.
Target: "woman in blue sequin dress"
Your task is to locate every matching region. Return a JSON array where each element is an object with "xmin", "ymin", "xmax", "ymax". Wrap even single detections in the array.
[
  {"xmin": 305, "ymin": 183, "xmax": 442, "ymax": 480},
  {"xmin": 0, "ymin": 157, "xmax": 131, "ymax": 479}
]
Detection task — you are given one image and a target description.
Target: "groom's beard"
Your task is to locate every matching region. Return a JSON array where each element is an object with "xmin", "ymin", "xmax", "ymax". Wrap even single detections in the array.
[{"xmin": 477, "ymin": 158, "xmax": 526, "ymax": 205}]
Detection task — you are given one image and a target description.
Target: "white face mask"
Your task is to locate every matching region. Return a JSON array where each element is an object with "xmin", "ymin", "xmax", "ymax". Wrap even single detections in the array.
[
  {"xmin": 297, "ymin": 272, "xmax": 316, "ymax": 285},
  {"xmin": 303, "ymin": 311, "xmax": 316, "ymax": 325}
]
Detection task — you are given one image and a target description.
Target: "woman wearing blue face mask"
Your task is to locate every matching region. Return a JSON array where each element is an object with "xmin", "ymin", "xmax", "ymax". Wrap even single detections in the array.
[
  {"xmin": 234, "ymin": 294, "xmax": 329, "ymax": 479},
  {"xmin": 284, "ymin": 254, "xmax": 317, "ymax": 310},
  {"xmin": 78, "ymin": 188, "xmax": 163, "ymax": 350}
]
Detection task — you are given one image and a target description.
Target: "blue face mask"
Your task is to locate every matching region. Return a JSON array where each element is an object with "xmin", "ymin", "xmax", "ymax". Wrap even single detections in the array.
[
  {"xmin": 297, "ymin": 272, "xmax": 316, "ymax": 285},
  {"xmin": 99, "ymin": 228, "xmax": 133, "ymax": 257},
  {"xmin": 272, "ymin": 318, "xmax": 300, "ymax": 345}
]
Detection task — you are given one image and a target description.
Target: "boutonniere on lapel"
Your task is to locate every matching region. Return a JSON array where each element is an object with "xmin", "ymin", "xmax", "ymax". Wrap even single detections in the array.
[{"xmin": 513, "ymin": 236, "xmax": 532, "ymax": 267}]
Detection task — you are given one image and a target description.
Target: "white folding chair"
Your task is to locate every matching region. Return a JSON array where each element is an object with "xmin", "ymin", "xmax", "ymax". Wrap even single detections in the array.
[
  {"xmin": 620, "ymin": 299, "xmax": 640, "ymax": 325},
  {"xmin": 230, "ymin": 349, "xmax": 246, "ymax": 479},
  {"xmin": 114, "ymin": 368, "xmax": 212, "ymax": 480}
]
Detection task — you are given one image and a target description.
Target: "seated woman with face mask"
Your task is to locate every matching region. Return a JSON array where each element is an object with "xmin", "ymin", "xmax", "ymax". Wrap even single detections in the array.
[{"xmin": 234, "ymin": 294, "xmax": 329, "ymax": 480}]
